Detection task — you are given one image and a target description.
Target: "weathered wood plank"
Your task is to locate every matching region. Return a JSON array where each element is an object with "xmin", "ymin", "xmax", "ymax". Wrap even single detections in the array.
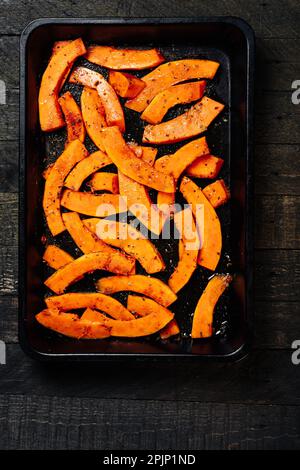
[
  {"xmin": 254, "ymin": 301, "xmax": 300, "ymax": 349},
  {"xmin": 255, "ymin": 144, "xmax": 300, "ymax": 195},
  {"xmin": 1, "ymin": 296, "xmax": 299, "ymax": 348},
  {"xmin": 0, "ymin": 394, "xmax": 299, "ymax": 449},
  {"xmin": 0, "ymin": 296, "xmax": 17, "ymax": 342},
  {"xmin": 0, "ymin": 193, "xmax": 18, "ymax": 246},
  {"xmin": 0, "ymin": 246, "xmax": 17, "ymax": 294},
  {"xmin": 255, "ymin": 195, "xmax": 300, "ymax": 249},
  {"xmin": 5, "ymin": 91, "xmax": 300, "ymax": 143},
  {"xmin": 3, "ymin": 141, "xmax": 299, "ymax": 195},
  {"xmin": 0, "ymin": 88, "xmax": 18, "ymax": 141},
  {"xmin": 255, "ymin": 250, "xmax": 300, "ymax": 302},
  {"xmin": 0, "ymin": 0, "xmax": 299, "ymax": 38},
  {"xmin": 0, "ymin": 347, "xmax": 299, "ymax": 406},
  {"xmin": 0, "ymin": 141, "xmax": 19, "ymax": 192},
  {"xmin": 1, "ymin": 36, "xmax": 300, "ymax": 92},
  {"xmin": 1, "ymin": 191, "xmax": 299, "ymax": 250}
]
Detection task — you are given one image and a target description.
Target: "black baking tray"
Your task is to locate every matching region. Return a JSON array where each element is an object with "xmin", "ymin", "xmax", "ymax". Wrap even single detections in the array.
[{"xmin": 19, "ymin": 17, "xmax": 255, "ymax": 361}]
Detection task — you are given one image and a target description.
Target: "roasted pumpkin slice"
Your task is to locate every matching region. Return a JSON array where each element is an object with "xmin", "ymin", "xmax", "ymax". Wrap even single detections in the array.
[
  {"xmin": 43, "ymin": 164, "xmax": 54, "ymax": 180},
  {"xmin": 160, "ymin": 319, "xmax": 180, "ymax": 339},
  {"xmin": 191, "ymin": 274, "xmax": 232, "ymax": 338},
  {"xmin": 168, "ymin": 208, "xmax": 200, "ymax": 293},
  {"xmin": 80, "ymin": 87, "xmax": 107, "ymax": 151},
  {"xmin": 126, "ymin": 59, "xmax": 219, "ymax": 112},
  {"xmin": 45, "ymin": 292, "xmax": 134, "ymax": 320},
  {"xmin": 61, "ymin": 189, "xmax": 126, "ymax": 217},
  {"xmin": 155, "ymin": 137, "xmax": 210, "ymax": 208},
  {"xmin": 128, "ymin": 145, "xmax": 158, "ymax": 165},
  {"xmin": 97, "ymin": 275, "xmax": 177, "ymax": 307},
  {"xmin": 36, "ymin": 309, "xmax": 111, "ymax": 339},
  {"xmin": 84, "ymin": 218, "xmax": 165, "ymax": 274},
  {"xmin": 78, "ymin": 297, "xmax": 173, "ymax": 338},
  {"xmin": 85, "ymin": 46, "xmax": 165, "ymax": 70},
  {"xmin": 58, "ymin": 91, "xmax": 85, "ymax": 143},
  {"xmin": 43, "ymin": 245, "xmax": 74, "ymax": 270},
  {"xmin": 89, "ymin": 172, "xmax": 119, "ymax": 193},
  {"xmin": 51, "ymin": 41, "xmax": 72, "ymax": 90},
  {"xmin": 117, "ymin": 144, "xmax": 164, "ymax": 235},
  {"xmin": 186, "ymin": 154, "xmax": 224, "ymax": 179},
  {"xmin": 101, "ymin": 126, "xmax": 175, "ymax": 192},
  {"xmin": 141, "ymin": 81, "xmax": 206, "ymax": 124},
  {"xmin": 62, "ymin": 211, "xmax": 120, "ymax": 256},
  {"xmin": 126, "ymin": 295, "xmax": 179, "ymax": 340},
  {"xmin": 118, "ymin": 171, "xmax": 165, "ymax": 236},
  {"xmin": 180, "ymin": 176, "xmax": 222, "ymax": 271},
  {"xmin": 64, "ymin": 150, "xmax": 112, "ymax": 191},
  {"xmin": 39, "ymin": 38, "xmax": 86, "ymax": 131},
  {"xmin": 109, "ymin": 71, "xmax": 145, "ymax": 98},
  {"xmin": 44, "ymin": 251, "xmax": 135, "ymax": 294},
  {"xmin": 202, "ymin": 179, "xmax": 230, "ymax": 208},
  {"xmin": 70, "ymin": 67, "xmax": 125, "ymax": 132},
  {"xmin": 43, "ymin": 139, "xmax": 88, "ymax": 236},
  {"xmin": 143, "ymin": 97, "xmax": 225, "ymax": 144}
]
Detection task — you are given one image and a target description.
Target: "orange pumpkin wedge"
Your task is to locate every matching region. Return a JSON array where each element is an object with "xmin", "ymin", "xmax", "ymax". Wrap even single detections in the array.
[
  {"xmin": 127, "ymin": 296, "xmax": 174, "ymax": 334},
  {"xmin": 80, "ymin": 87, "xmax": 107, "ymax": 151},
  {"xmin": 58, "ymin": 91, "xmax": 85, "ymax": 143},
  {"xmin": 70, "ymin": 67, "xmax": 125, "ymax": 132},
  {"xmin": 39, "ymin": 38, "xmax": 86, "ymax": 131},
  {"xmin": 62, "ymin": 211, "xmax": 122, "ymax": 256},
  {"xmin": 101, "ymin": 126, "xmax": 175, "ymax": 192},
  {"xmin": 180, "ymin": 176, "xmax": 222, "ymax": 271},
  {"xmin": 202, "ymin": 179, "xmax": 230, "ymax": 208},
  {"xmin": 89, "ymin": 172, "xmax": 119, "ymax": 194},
  {"xmin": 85, "ymin": 46, "xmax": 165, "ymax": 70},
  {"xmin": 168, "ymin": 208, "xmax": 200, "ymax": 293},
  {"xmin": 129, "ymin": 144, "xmax": 158, "ymax": 165},
  {"xmin": 191, "ymin": 274, "xmax": 232, "ymax": 338},
  {"xmin": 45, "ymin": 292, "xmax": 134, "ymax": 320},
  {"xmin": 43, "ymin": 245, "xmax": 74, "ymax": 270},
  {"xmin": 44, "ymin": 251, "xmax": 135, "ymax": 295},
  {"xmin": 43, "ymin": 164, "xmax": 54, "ymax": 180},
  {"xmin": 155, "ymin": 136, "xmax": 210, "ymax": 208},
  {"xmin": 36, "ymin": 309, "xmax": 111, "ymax": 339},
  {"xmin": 83, "ymin": 218, "xmax": 165, "ymax": 274},
  {"xmin": 160, "ymin": 319, "xmax": 180, "ymax": 339},
  {"xmin": 126, "ymin": 59, "xmax": 219, "ymax": 112},
  {"xmin": 82, "ymin": 301, "xmax": 173, "ymax": 337},
  {"xmin": 51, "ymin": 41, "xmax": 72, "ymax": 90},
  {"xmin": 109, "ymin": 71, "xmax": 145, "ymax": 98},
  {"xmin": 64, "ymin": 150, "xmax": 112, "ymax": 191},
  {"xmin": 186, "ymin": 154, "xmax": 224, "ymax": 179},
  {"xmin": 143, "ymin": 97, "xmax": 225, "ymax": 144},
  {"xmin": 97, "ymin": 275, "xmax": 177, "ymax": 307},
  {"xmin": 61, "ymin": 189, "xmax": 126, "ymax": 217},
  {"xmin": 118, "ymin": 143, "xmax": 164, "ymax": 235},
  {"xmin": 141, "ymin": 81, "xmax": 206, "ymax": 124},
  {"xmin": 43, "ymin": 139, "xmax": 88, "ymax": 236}
]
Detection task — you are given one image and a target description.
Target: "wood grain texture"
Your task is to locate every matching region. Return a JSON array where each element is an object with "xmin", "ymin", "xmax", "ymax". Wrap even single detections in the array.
[
  {"xmin": 0, "ymin": 141, "xmax": 19, "ymax": 192},
  {"xmin": 255, "ymin": 195, "xmax": 300, "ymax": 249},
  {"xmin": 255, "ymin": 144, "xmax": 300, "ymax": 195},
  {"xmin": 0, "ymin": 0, "xmax": 299, "ymax": 38},
  {"xmin": 0, "ymin": 346, "xmax": 299, "ymax": 405},
  {"xmin": 0, "ymin": 246, "xmax": 18, "ymax": 294},
  {"xmin": 1, "ymin": 297, "xmax": 299, "ymax": 349},
  {"xmin": 2, "ymin": 142, "xmax": 299, "ymax": 195},
  {"xmin": 254, "ymin": 301, "xmax": 300, "ymax": 348},
  {"xmin": 0, "ymin": 394, "xmax": 299, "ymax": 450},
  {"xmin": 0, "ymin": 296, "xmax": 17, "ymax": 342}
]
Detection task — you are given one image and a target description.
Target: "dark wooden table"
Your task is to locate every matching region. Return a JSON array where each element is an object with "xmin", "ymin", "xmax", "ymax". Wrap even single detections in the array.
[{"xmin": 0, "ymin": 0, "xmax": 299, "ymax": 450}]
